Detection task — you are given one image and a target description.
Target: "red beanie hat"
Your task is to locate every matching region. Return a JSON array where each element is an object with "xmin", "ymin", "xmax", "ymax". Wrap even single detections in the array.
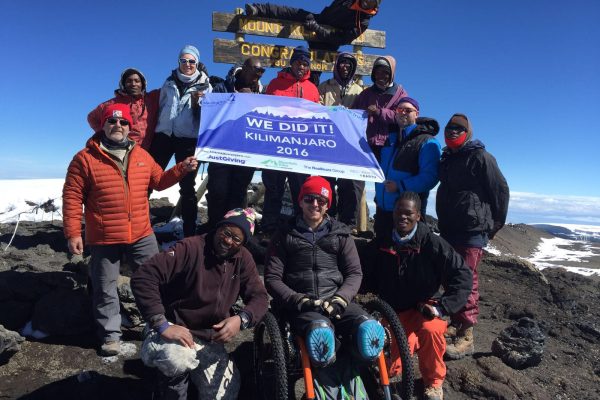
[
  {"xmin": 298, "ymin": 176, "xmax": 332, "ymax": 207},
  {"xmin": 101, "ymin": 104, "xmax": 133, "ymax": 128}
]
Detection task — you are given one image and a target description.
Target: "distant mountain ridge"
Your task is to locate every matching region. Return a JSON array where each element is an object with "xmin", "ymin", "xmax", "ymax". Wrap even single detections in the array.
[{"xmin": 531, "ymin": 223, "xmax": 600, "ymax": 243}]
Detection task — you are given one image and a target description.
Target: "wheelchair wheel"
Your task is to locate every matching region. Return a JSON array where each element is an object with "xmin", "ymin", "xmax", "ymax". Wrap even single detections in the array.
[
  {"xmin": 363, "ymin": 298, "xmax": 415, "ymax": 400},
  {"xmin": 254, "ymin": 311, "xmax": 288, "ymax": 400}
]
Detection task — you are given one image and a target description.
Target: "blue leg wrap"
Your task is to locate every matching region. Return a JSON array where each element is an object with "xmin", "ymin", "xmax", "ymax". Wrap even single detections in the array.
[
  {"xmin": 356, "ymin": 319, "xmax": 385, "ymax": 361},
  {"xmin": 305, "ymin": 320, "xmax": 335, "ymax": 367}
]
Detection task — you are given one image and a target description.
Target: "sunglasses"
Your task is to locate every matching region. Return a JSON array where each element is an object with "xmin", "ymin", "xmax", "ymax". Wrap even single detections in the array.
[
  {"xmin": 303, "ymin": 195, "xmax": 328, "ymax": 207},
  {"xmin": 179, "ymin": 58, "xmax": 197, "ymax": 65},
  {"xmin": 106, "ymin": 118, "xmax": 130, "ymax": 126},
  {"xmin": 445, "ymin": 124, "xmax": 465, "ymax": 133},
  {"xmin": 395, "ymin": 107, "xmax": 417, "ymax": 114},
  {"xmin": 251, "ymin": 66, "xmax": 265, "ymax": 75},
  {"xmin": 220, "ymin": 228, "xmax": 244, "ymax": 246}
]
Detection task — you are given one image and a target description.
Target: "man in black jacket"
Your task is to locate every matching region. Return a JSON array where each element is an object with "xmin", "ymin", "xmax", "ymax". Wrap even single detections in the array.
[
  {"xmin": 202, "ymin": 58, "xmax": 266, "ymax": 233},
  {"xmin": 436, "ymin": 113, "xmax": 509, "ymax": 360},
  {"xmin": 265, "ymin": 176, "xmax": 384, "ymax": 372},
  {"xmin": 245, "ymin": 0, "xmax": 381, "ymax": 51},
  {"xmin": 373, "ymin": 192, "xmax": 472, "ymax": 400}
]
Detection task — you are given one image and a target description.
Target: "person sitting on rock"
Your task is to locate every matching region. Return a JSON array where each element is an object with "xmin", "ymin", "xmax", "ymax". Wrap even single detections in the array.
[
  {"xmin": 436, "ymin": 113, "xmax": 509, "ymax": 360},
  {"xmin": 245, "ymin": 0, "xmax": 382, "ymax": 51},
  {"xmin": 371, "ymin": 191, "xmax": 472, "ymax": 400},
  {"xmin": 131, "ymin": 208, "xmax": 268, "ymax": 400},
  {"xmin": 265, "ymin": 176, "xmax": 385, "ymax": 396},
  {"xmin": 62, "ymin": 103, "xmax": 198, "ymax": 357}
]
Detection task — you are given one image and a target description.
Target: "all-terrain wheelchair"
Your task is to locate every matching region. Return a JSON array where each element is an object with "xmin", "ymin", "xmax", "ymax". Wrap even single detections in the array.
[{"xmin": 253, "ymin": 297, "xmax": 414, "ymax": 399}]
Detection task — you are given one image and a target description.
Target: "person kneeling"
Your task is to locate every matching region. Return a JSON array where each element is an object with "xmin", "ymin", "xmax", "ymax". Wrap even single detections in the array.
[
  {"xmin": 372, "ymin": 192, "xmax": 472, "ymax": 400},
  {"xmin": 131, "ymin": 208, "xmax": 268, "ymax": 400}
]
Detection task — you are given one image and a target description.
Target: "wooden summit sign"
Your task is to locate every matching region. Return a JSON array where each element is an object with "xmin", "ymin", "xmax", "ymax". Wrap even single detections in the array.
[
  {"xmin": 212, "ymin": 11, "xmax": 387, "ymax": 75},
  {"xmin": 212, "ymin": 12, "xmax": 386, "ymax": 48},
  {"xmin": 214, "ymin": 39, "xmax": 381, "ymax": 76}
]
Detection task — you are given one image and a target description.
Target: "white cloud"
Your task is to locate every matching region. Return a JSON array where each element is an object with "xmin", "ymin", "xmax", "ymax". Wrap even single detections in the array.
[
  {"xmin": 423, "ymin": 190, "xmax": 600, "ymax": 225},
  {"xmin": 507, "ymin": 191, "xmax": 600, "ymax": 223}
]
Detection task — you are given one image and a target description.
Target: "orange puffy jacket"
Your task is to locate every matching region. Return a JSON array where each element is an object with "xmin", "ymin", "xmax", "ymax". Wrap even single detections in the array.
[{"xmin": 63, "ymin": 133, "xmax": 187, "ymax": 245}]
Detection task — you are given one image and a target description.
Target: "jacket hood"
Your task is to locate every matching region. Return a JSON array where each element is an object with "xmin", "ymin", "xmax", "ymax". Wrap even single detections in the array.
[
  {"xmin": 371, "ymin": 55, "xmax": 396, "ymax": 86},
  {"xmin": 117, "ymin": 67, "xmax": 147, "ymax": 95},
  {"xmin": 333, "ymin": 52, "xmax": 357, "ymax": 87},
  {"xmin": 410, "ymin": 117, "xmax": 440, "ymax": 138},
  {"xmin": 225, "ymin": 64, "xmax": 264, "ymax": 93}
]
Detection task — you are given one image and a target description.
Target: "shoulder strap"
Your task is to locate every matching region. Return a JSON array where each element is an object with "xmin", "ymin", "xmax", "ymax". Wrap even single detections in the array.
[{"xmin": 384, "ymin": 85, "xmax": 405, "ymax": 109}]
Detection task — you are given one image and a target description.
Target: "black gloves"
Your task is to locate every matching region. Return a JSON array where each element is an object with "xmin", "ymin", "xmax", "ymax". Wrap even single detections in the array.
[
  {"xmin": 322, "ymin": 296, "xmax": 348, "ymax": 320},
  {"xmin": 303, "ymin": 13, "xmax": 331, "ymax": 40},
  {"xmin": 417, "ymin": 302, "xmax": 444, "ymax": 320},
  {"xmin": 296, "ymin": 296, "xmax": 321, "ymax": 312}
]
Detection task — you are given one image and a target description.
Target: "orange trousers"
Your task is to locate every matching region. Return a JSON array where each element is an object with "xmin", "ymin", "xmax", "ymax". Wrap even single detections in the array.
[{"xmin": 388, "ymin": 309, "xmax": 447, "ymax": 388}]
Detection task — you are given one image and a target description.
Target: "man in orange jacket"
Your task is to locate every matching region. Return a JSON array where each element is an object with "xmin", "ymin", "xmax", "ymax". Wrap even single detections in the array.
[{"xmin": 63, "ymin": 104, "xmax": 197, "ymax": 356}]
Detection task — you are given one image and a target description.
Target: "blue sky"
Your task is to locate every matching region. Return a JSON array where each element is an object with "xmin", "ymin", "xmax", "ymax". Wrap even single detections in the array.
[{"xmin": 1, "ymin": 0, "xmax": 599, "ymax": 222}]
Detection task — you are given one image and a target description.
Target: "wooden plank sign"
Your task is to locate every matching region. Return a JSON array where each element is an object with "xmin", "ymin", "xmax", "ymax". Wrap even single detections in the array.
[
  {"xmin": 214, "ymin": 38, "xmax": 383, "ymax": 76},
  {"xmin": 212, "ymin": 12, "xmax": 386, "ymax": 49}
]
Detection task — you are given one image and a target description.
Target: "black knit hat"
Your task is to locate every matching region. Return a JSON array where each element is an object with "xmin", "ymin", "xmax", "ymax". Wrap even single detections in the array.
[
  {"xmin": 215, "ymin": 208, "xmax": 257, "ymax": 244},
  {"xmin": 290, "ymin": 46, "xmax": 311, "ymax": 65}
]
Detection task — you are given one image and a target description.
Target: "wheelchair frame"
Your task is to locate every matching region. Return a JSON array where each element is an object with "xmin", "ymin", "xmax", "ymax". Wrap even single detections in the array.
[{"xmin": 253, "ymin": 297, "xmax": 414, "ymax": 400}]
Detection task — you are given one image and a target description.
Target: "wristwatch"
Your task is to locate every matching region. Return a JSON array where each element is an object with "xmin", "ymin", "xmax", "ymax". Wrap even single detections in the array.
[{"xmin": 238, "ymin": 311, "xmax": 251, "ymax": 330}]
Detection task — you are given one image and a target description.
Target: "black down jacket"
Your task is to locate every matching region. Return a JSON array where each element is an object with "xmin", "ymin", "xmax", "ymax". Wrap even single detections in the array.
[
  {"xmin": 374, "ymin": 222, "xmax": 473, "ymax": 314},
  {"xmin": 436, "ymin": 140, "xmax": 509, "ymax": 242},
  {"xmin": 265, "ymin": 217, "xmax": 362, "ymax": 310}
]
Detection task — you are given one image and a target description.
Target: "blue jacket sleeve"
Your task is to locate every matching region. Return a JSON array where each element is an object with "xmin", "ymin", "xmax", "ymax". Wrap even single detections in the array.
[{"xmin": 401, "ymin": 139, "xmax": 442, "ymax": 193}]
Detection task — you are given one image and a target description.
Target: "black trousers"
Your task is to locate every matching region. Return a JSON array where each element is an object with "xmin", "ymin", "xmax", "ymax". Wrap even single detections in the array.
[
  {"xmin": 326, "ymin": 177, "xmax": 365, "ymax": 227},
  {"xmin": 252, "ymin": 3, "xmax": 312, "ymax": 23},
  {"xmin": 206, "ymin": 162, "xmax": 255, "ymax": 228},
  {"xmin": 251, "ymin": 3, "xmax": 340, "ymax": 51},
  {"xmin": 261, "ymin": 170, "xmax": 308, "ymax": 232},
  {"xmin": 149, "ymin": 132, "xmax": 199, "ymax": 237}
]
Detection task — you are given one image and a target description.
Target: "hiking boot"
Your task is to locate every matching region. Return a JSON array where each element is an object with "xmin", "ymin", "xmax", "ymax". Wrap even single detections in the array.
[
  {"xmin": 444, "ymin": 322, "xmax": 460, "ymax": 339},
  {"xmin": 424, "ymin": 385, "xmax": 444, "ymax": 400},
  {"xmin": 99, "ymin": 340, "xmax": 120, "ymax": 356},
  {"xmin": 445, "ymin": 326, "xmax": 474, "ymax": 360},
  {"xmin": 244, "ymin": 3, "xmax": 258, "ymax": 16}
]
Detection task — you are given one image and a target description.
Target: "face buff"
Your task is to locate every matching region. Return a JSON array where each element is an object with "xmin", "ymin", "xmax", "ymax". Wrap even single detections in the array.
[{"xmin": 445, "ymin": 131, "xmax": 468, "ymax": 149}]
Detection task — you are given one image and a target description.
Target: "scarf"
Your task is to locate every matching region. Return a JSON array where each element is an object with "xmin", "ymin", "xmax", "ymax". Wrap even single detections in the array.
[
  {"xmin": 392, "ymin": 224, "xmax": 418, "ymax": 246},
  {"xmin": 176, "ymin": 69, "xmax": 200, "ymax": 84},
  {"xmin": 100, "ymin": 135, "xmax": 130, "ymax": 149}
]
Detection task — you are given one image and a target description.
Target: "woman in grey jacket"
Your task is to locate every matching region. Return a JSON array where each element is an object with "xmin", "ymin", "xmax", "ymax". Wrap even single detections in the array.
[{"xmin": 150, "ymin": 45, "xmax": 212, "ymax": 237}]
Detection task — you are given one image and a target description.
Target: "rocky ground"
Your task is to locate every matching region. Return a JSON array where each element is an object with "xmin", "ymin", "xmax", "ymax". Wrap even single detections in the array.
[{"xmin": 0, "ymin": 203, "xmax": 599, "ymax": 400}]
